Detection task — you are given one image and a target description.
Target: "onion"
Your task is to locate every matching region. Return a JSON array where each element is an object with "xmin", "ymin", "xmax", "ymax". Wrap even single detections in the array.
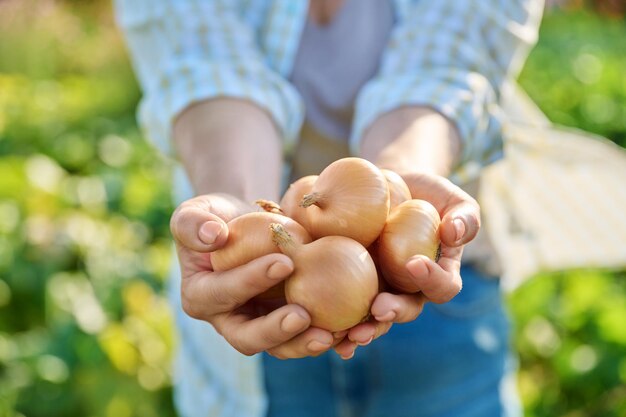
[
  {"xmin": 300, "ymin": 157, "xmax": 389, "ymax": 247},
  {"xmin": 279, "ymin": 175, "xmax": 317, "ymax": 233},
  {"xmin": 378, "ymin": 199, "xmax": 441, "ymax": 293},
  {"xmin": 211, "ymin": 212, "xmax": 312, "ymax": 299},
  {"xmin": 270, "ymin": 223, "xmax": 378, "ymax": 332},
  {"xmin": 381, "ymin": 169, "xmax": 412, "ymax": 211}
]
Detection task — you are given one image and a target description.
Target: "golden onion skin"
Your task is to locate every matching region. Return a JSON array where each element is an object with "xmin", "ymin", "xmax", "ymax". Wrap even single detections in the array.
[
  {"xmin": 301, "ymin": 158, "xmax": 389, "ymax": 248},
  {"xmin": 211, "ymin": 212, "xmax": 311, "ymax": 271},
  {"xmin": 280, "ymin": 175, "xmax": 317, "ymax": 234},
  {"xmin": 381, "ymin": 169, "xmax": 412, "ymax": 211},
  {"xmin": 271, "ymin": 224, "xmax": 378, "ymax": 332},
  {"xmin": 378, "ymin": 199, "xmax": 441, "ymax": 293},
  {"xmin": 211, "ymin": 213, "xmax": 311, "ymax": 300}
]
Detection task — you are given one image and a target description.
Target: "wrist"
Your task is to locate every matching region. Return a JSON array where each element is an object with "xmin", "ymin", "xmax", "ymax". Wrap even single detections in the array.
[
  {"xmin": 360, "ymin": 106, "xmax": 461, "ymax": 177},
  {"xmin": 173, "ymin": 98, "xmax": 283, "ymax": 201}
]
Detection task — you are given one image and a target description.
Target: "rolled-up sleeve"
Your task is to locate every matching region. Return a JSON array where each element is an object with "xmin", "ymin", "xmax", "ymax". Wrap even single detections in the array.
[
  {"xmin": 352, "ymin": 0, "xmax": 544, "ymax": 176},
  {"xmin": 114, "ymin": 0, "xmax": 304, "ymax": 156}
]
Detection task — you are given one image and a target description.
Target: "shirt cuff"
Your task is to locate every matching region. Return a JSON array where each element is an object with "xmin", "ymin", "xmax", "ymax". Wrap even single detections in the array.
[
  {"xmin": 351, "ymin": 69, "xmax": 504, "ymax": 182},
  {"xmin": 138, "ymin": 58, "xmax": 304, "ymax": 157}
]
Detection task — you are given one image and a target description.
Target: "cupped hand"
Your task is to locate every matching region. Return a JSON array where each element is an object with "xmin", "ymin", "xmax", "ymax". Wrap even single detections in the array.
[
  {"xmin": 171, "ymin": 194, "xmax": 336, "ymax": 359},
  {"xmin": 334, "ymin": 172, "xmax": 480, "ymax": 358}
]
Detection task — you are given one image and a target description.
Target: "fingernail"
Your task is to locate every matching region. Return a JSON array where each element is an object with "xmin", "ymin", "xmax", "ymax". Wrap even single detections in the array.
[
  {"xmin": 356, "ymin": 336, "xmax": 374, "ymax": 347},
  {"xmin": 199, "ymin": 221, "xmax": 222, "ymax": 244},
  {"xmin": 406, "ymin": 257, "xmax": 428, "ymax": 278},
  {"xmin": 350, "ymin": 328, "xmax": 375, "ymax": 345},
  {"xmin": 281, "ymin": 311, "xmax": 309, "ymax": 333},
  {"xmin": 341, "ymin": 349, "xmax": 356, "ymax": 360},
  {"xmin": 453, "ymin": 218, "xmax": 465, "ymax": 242},
  {"xmin": 267, "ymin": 261, "xmax": 292, "ymax": 280},
  {"xmin": 307, "ymin": 339, "xmax": 332, "ymax": 352},
  {"xmin": 374, "ymin": 311, "xmax": 396, "ymax": 322}
]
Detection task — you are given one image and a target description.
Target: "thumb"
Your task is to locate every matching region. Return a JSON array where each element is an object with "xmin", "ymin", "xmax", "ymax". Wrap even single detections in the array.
[
  {"xmin": 170, "ymin": 205, "xmax": 230, "ymax": 252},
  {"xmin": 439, "ymin": 204, "xmax": 480, "ymax": 247}
]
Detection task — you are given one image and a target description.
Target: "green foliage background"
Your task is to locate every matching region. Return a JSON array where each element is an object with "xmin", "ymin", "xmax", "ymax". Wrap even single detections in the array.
[{"xmin": 0, "ymin": 1, "xmax": 624, "ymax": 416}]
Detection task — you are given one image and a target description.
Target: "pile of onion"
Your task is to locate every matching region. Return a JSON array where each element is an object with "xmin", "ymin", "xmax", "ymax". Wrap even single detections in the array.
[{"xmin": 213, "ymin": 157, "xmax": 442, "ymax": 332}]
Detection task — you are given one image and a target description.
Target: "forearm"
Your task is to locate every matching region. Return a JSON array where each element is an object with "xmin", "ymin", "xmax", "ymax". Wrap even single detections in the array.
[
  {"xmin": 173, "ymin": 98, "xmax": 284, "ymax": 203},
  {"xmin": 359, "ymin": 106, "xmax": 461, "ymax": 178}
]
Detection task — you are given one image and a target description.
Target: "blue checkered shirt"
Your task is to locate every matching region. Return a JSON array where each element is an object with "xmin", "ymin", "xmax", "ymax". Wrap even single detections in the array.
[{"xmin": 115, "ymin": 1, "xmax": 543, "ymax": 416}]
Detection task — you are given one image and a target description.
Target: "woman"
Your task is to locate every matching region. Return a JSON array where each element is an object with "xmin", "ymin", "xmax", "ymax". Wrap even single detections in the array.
[{"xmin": 115, "ymin": 1, "xmax": 544, "ymax": 416}]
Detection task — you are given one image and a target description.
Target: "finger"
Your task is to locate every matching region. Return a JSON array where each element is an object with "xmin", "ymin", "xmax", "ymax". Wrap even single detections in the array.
[
  {"xmin": 347, "ymin": 322, "xmax": 376, "ymax": 346},
  {"xmin": 171, "ymin": 205, "xmax": 229, "ymax": 252},
  {"xmin": 266, "ymin": 327, "xmax": 335, "ymax": 359},
  {"xmin": 214, "ymin": 304, "xmax": 312, "ymax": 356},
  {"xmin": 370, "ymin": 292, "xmax": 428, "ymax": 323},
  {"xmin": 401, "ymin": 172, "xmax": 458, "ymax": 211},
  {"xmin": 347, "ymin": 320, "xmax": 393, "ymax": 346},
  {"xmin": 405, "ymin": 255, "xmax": 462, "ymax": 304},
  {"xmin": 332, "ymin": 330, "xmax": 349, "ymax": 346},
  {"xmin": 181, "ymin": 253, "xmax": 294, "ymax": 317},
  {"xmin": 439, "ymin": 204, "xmax": 481, "ymax": 247},
  {"xmin": 333, "ymin": 338, "xmax": 358, "ymax": 360},
  {"xmin": 401, "ymin": 173, "xmax": 480, "ymax": 246}
]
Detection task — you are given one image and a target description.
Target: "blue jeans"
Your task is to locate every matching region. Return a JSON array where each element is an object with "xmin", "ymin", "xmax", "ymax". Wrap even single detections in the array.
[{"xmin": 262, "ymin": 266, "xmax": 521, "ymax": 417}]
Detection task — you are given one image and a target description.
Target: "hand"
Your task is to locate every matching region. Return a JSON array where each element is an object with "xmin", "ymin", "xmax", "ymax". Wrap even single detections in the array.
[
  {"xmin": 171, "ymin": 194, "xmax": 337, "ymax": 359},
  {"xmin": 333, "ymin": 172, "xmax": 480, "ymax": 358}
]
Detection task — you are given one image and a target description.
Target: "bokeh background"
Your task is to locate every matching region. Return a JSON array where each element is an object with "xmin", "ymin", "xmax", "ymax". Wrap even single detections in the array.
[{"xmin": 0, "ymin": 1, "xmax": 625, "ymax": 416}]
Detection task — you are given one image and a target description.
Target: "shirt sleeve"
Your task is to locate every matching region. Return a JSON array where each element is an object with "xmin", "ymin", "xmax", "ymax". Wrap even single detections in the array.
[
  {"xmin": 351, "ymin": 0, "xmax": 544, "ymax": 179},
  {"xmin": 114, "ymin": 0, "xmax": 304, "ymax": 156}
]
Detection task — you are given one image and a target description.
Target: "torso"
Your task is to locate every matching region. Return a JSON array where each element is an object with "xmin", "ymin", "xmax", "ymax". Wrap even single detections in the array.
[{"xmin": 289, "ymin": 0, "xmax": 394, "ymax": 180}]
